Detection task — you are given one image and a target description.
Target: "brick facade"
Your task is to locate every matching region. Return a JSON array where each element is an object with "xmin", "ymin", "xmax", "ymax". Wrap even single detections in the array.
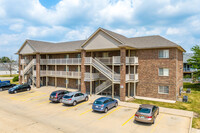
[{"xmin": 136, "ymin": 48, "xmax": 183, "ymax": 100}]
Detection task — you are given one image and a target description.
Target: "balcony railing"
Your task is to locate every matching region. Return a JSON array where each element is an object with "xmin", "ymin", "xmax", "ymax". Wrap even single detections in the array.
[
  {"xmin": 183, "ymin": 68, "xmax": 197, "ymax": 72},
  {"xmin": 126, "ymin": 73, "xmax": 138, "ymax": 81},
  {"xmin": 40, "ymin": 58, "xmax": 81, "ymax": 65},
  {"xmin": 96, "ymin": 56, "xmax": 138, "ymax": 65},
  {"xmin": 84, "ymin": 73, "xmax": 99, "ymax": 81}
]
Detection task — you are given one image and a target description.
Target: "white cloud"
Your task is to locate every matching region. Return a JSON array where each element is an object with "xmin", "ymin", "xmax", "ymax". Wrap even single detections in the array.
[{"xmin": 9, "ymin": 23, "xmax": 24, "ymax": 32}]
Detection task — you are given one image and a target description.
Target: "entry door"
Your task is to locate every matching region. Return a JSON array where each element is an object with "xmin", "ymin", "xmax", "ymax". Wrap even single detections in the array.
[{"xmin": 130, "ymin": 83, "xmax": 135, "ymax": 97}]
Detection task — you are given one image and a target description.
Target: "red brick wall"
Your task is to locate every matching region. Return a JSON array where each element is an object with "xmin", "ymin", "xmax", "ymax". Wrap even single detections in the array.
[{"xmin": 136, "ymin": 48, "xmax": 180, "ymax": 100}]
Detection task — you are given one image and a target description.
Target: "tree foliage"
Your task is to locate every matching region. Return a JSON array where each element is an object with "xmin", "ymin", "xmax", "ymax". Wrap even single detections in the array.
[{"xmin": 187, "ymin": 45, "xmax": 200, "ymax": 81}]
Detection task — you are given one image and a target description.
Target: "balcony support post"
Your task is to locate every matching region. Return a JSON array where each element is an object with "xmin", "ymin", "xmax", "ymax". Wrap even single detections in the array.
[
  {"xmin": 66, "ymin": 64, "xmax": 68, "ymax": 89},
  {"xmin": 36, "ymin": 53, "xmax": 40, "ymax": 88},
  {"xmin": 81, "ymin": 50, "xmax": 86, "ymax": 93},
  {"xmin": 19, "ymin": 54, "xmax": 23, "ymax": 85},
  {"xmin": 112, "ymin": 83, "xmax": 114, "ymax": 98},
  {"xmin": 128, "ymin": 49, "xmax": 130, "ymax": 97},
  {"xmin": 112, "ymin": 61, "xmax": 114, "ymax": 98},
  {"xmin": 46, "ymin": 54, "xmax": 48, "ymax": 86},
  {"xmin": 55, "ymin": 65, "xmax": 57, "ymax": 88},
  {"xmin": 120, "ymin": 47, "xmax": 126, "ymax": 101}
]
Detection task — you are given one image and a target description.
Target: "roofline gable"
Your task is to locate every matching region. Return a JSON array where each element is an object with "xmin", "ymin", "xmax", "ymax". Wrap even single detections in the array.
[
  {"xmin": 81, "ymin": 28, "xmax": 124, "ymax": 48},
  {"xmin": 16, "ymin": 40, "xmax": 37, "ymax": 55}
]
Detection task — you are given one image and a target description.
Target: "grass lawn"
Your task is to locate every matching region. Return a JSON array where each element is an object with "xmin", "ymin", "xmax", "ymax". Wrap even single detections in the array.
[
  {"xmin": 0, "ymin": 74, "xmax": 18, "ymax": 77},
  {"xmin": 128, "ymin": 82, "xmax": 200, "ymax": 129}
]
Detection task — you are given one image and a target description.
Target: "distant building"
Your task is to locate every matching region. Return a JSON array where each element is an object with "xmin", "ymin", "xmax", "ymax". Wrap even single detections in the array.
[
  {"xmin": 183, "ymin": 53, "xmax": 197, "ymax": 82},
  {"xmin": 0, "ymin": 62, "xmax": 18, "ymax": 75}
]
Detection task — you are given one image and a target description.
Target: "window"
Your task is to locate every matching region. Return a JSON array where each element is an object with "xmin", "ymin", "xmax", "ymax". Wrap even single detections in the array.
[
  {"xmin": 159, "ymin": 68, "xmax": 169, "ymax": 76},
  {"xmin": 65, "ymin": 54, "xmax": 69, "ymax": 58},
  {"xmin": 103, "ymin": 52, "xmax": 109, "ymax": 57},
  {"xmin": 77, "ymin": 54, "xmax": 81, "ymax": 58},
  {"xmin": 158, "ymin": 86, "xmax": 169, "ymax": 94},
  {"xmin": 159, "ymin": 50, "xmax": 169, "ymax": 58}
]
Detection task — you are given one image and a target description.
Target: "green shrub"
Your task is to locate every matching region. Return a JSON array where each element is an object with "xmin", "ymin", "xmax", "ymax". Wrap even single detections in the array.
[
  {"xmin": 183, "ymin": 82, "xmax": 200, "ymax": 91},
  {"xmin": 12, "ymin": 75, "xmax": 19, "ymax": 82}
]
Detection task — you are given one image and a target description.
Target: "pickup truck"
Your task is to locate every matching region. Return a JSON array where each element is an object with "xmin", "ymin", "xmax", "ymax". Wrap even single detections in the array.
[{"xmin": 0, "ymin": 82, "xmax": 16, "ymax": 91}]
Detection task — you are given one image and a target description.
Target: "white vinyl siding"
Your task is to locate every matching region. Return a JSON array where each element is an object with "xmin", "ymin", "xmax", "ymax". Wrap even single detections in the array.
[
  {"xmin": 159, "ymin": 68, "xmax": 169, "ymax": 76},
  {"xmin": 158, "ymin": 86, "xmax": 169, "ymax": 94},
  {"xmin": 159, "ymin": 50, "xmax": 169, "ymax": 58}
]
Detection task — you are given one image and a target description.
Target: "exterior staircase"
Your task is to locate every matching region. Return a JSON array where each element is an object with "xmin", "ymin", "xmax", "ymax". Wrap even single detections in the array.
[
  {"xmin": 22, "ymin": 59, "xmax": 36, "ymax": 75},
  {"xmin": 90, "ymin": 58, "xmax": 120, "ymax": 94},
  {"xmin": 95, "ymin": 80, "xmax": 112, "ymax": 94}
]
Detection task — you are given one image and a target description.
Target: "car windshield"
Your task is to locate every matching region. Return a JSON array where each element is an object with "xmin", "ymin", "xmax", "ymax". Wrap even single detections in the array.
[
  {"xmin": 138, "ymin": 108, "xmax": 151, "ymax": 113},
  {"xmin": 94, "ymin": 100, "xmax": 103, "ymax": 104},
  {"xmin": 51, "ymin": 92, "xmax": 57, "ymax": 96},
  {"xmin": 12, "ymin": 85, "xmax": 20, "ymax": 89},
  {"xmin": 63, "ymin": 95, "xmax": 73, "ymax": 99}
]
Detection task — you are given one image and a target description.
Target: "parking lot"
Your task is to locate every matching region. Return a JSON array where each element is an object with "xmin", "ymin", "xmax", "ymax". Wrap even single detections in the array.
[{"xmin": 0, "ymin": 87, "xmax": 192, "ymax": 133}]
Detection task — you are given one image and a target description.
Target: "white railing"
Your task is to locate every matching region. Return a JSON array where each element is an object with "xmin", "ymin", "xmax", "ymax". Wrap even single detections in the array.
[
  {"xmin": 84, "ymin": 73, "xmax": 99, "ymax": 81},
  {"xmin": 113, "ymin": 56, "xmax": 121, "ymax": 64},
  {"xmin": 114, "ymin": 74, "xmax": 120, "ymax": 82},
  {"xmin": 23, "ymin": 59, "xmax": 36, "ymax": 75},
  {"xmin": 97, "ymin": 57, "xmax": 113, "ymax": 65},
  {"xmin": 66, "ymin": 71, "xmax": 81, "ymax": 79},
  {"xmin": 84, "ymin": 57, "xmax": 92, "ymax": 64},
  {"xmin": 95, "ymin": 80, "xmax": 112, "ymax": 94},
  {"xmin": 126, "ymin": 73, "xmax": 139, "ymax": 81},
  {"xmin": 40, "ymin": 58, "xmax": 81, "ymax": 65},
  {"xmin": 128, "ymin": 57, "xmax": 138, "ymax": 64}
]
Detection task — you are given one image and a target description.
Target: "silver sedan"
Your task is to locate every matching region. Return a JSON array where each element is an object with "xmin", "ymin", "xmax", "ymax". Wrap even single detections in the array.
[{"xmin": 61, "ymin": 92, "xmax": 89, "ymax": 106}]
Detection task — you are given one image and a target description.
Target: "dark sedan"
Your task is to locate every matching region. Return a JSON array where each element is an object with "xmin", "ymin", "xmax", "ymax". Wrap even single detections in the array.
[
  {"xmin": 135, "ymin": 104, "xmax": 159, "ymax": 124},
  {"xmin": 92, "ymin": 97, "xmax": 118, "ymax": 113},
  {"xmin": 0, "ymin": 82, "xmax": 16, "ymax": 91},
  {"xmin": 8, "ymin": 84, "xmax": 31, "ymax": 94},
  {"xmin": 49, "ymin": 90, "xmax": 70, "ymax": 103}
]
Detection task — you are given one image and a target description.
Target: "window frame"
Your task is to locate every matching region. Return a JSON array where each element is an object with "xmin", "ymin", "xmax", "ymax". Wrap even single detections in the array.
[
  {"xmin": 159, "ymin": 50, "xmax": 169, "ymax": 58},
  {"xmin": 159, "ymin": 68, "xmax": 169, "ymax": 76},
  {"xmin": 158, "ymin": 86, "xmax": 169, "ymax": 94}
]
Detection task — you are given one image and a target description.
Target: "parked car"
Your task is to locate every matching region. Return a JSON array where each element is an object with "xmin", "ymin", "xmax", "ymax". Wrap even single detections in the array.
[
  {"xmin": 49, "ymin": 90, "xmax": 70, "ymax": 103},
  {"xmin": 135, "ymin": 104, "xmax": 159, "ymax": 124},
  {"xmin": 0, "ymin": 82, "xmax": 16, "ymax": 91},
  {"xmin": 92, "ymin": 97, "xmax": 118, "ymax": 113},
  {"xmin": 8, "ymin": 84, "xmax": 31, "ymax": 94},
  {"xmin": 61, "ymin": 92, "xmax": 89, "ymax": 106}
]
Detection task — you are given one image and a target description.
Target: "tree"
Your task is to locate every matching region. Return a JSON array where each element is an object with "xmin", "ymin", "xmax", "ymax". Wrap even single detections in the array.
[
  {"xmin": 187, "ymin": 45, "xmax": 200, "ymax": 81},
  {"xmin": 0, "ymin": 56, "xmax": 16, "ymax": 77}
]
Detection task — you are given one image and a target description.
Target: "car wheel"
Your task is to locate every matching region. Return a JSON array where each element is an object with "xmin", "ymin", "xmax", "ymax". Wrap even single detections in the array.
[
  {"xmin": 0, "ymin": 88, "xmax": 2, "ymax": 91},
  {"xmin": 59, "ymin": 99, "xmax": 62, "ymax": 103},
  {"xmin": 152, "ymin": 117, "xmax": 155, "ymax": 124},
  {"xmin": 114, "ymin": 102, "xmax": 118, "ymax": 107},
  {"xmin": 104, "ymin": 107, "xmax": 108, "ymax": 113},
  {"xmin": 85, "ymin": 96, "xmax": 88, "ymax": 101},
  {"xmin": 14, "ymin": 91, "xmax": 17, "ymax": 94},
  {"xmin": 73, "ymin": 101, "xmax": 77, "ymax": 106}
]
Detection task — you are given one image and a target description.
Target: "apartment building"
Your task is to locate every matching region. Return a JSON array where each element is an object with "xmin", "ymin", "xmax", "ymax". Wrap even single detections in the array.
[{"xmin": 17, "ymin": 28, "xmax": 185, "ymax": 101}]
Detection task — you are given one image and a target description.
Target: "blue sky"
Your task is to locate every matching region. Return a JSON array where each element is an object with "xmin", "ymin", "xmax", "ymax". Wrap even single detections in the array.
[{"xmin": 0, "ymin": 0, "xmax": 200, "ymax": 59}]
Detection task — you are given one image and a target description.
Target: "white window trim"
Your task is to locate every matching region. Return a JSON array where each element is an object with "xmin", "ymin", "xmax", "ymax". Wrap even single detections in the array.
[
  {"xmin": 159, "ymin": 50, "xmax": 169, "ymax": 58},
  {"xmin": 158, "ymin": 68, "xmax": 169, "ymax": 76},
  {"xmin": 158, "ymin": 86, "xmax": 169, "ymax": 94}
]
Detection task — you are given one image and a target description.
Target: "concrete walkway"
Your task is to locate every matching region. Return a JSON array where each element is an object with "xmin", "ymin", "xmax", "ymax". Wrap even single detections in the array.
[{"xmin": 0, "ymin": 77, "xmax": 13, "ymax": 80}]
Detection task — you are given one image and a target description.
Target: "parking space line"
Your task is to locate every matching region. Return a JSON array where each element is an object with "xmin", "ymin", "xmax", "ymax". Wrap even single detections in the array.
[
  {"xmin": 62, "ymin": 101, "xmax": 89, "ymax": 112},
  {"xmin": 150, "ymin": 114, "xmax": 164, "ymax": 133},
  {"xmin": 79, "ymin": 109, "xmax": 93, "ymax": 116},
  {"xmin": 98, "ymin": 106, "xmax": 122, "ymax": 120},
  {"xmin": 36, "ymin": 100, "xmax": 50, "ymax": 106},
  {"xmin": 10, "ymin": 92, "xmax": 45, "ymax": 101},
  {"xmin": 25, "ymin": 95, "xmax": 49, "ymax": 102},
  {"xmin": 122, "ymin": 114, "xmax": 135, "ymax": 126}
]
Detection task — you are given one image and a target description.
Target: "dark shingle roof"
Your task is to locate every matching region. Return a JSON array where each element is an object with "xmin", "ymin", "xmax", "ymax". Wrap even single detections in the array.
[
  {"xmin": 27, "ymin": 40, "xmax": 85, "ymax": 53},
  {"xmin": 18, "ymin": 28, "xmax": 185, "ymax": 54}
]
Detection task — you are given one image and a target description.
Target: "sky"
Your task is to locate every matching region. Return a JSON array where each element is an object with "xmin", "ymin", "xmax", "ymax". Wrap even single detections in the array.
[{"xmin": 0, "ymin": 0, "xmax": 200, "ymax": 60}]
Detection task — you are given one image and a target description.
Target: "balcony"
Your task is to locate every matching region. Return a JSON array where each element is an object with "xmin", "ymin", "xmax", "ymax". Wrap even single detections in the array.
[
  {"xmin": 85, "ymin": 56, "xmax": 138, "ymax": 65},
  {"xmin": 126, "ymin": 74, "xmax": 138, "ymax": 82},
  {"xmin": 40, "ymin": 58, "xmax": 81, "ymax": 65},
  {"xmin": 84, "ymin": 73, "xmax": 99, "ymax": 81},
  {"xmin": 183, "ymin": 68, "xmax": 197, "ymax": 72}
]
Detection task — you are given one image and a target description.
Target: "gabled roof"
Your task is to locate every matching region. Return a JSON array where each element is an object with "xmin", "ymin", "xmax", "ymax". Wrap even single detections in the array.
[
  {"xmin": 17, "ymin": 27, "xmax": 185, "ymax": 55},
  {"xmin": 17, "ymin": 39, "xmax": 85, "ymax": 54}
]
